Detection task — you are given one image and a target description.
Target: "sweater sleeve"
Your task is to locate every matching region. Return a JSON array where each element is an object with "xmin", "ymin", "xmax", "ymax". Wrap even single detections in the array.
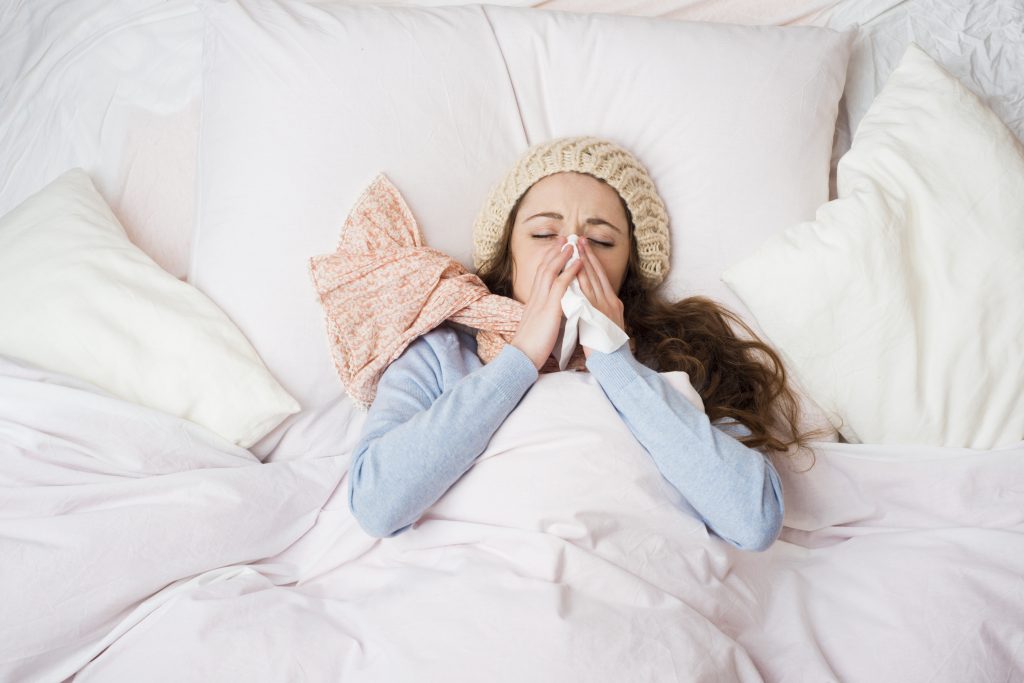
[
  {"xmin": 584, "ymin": 342, "xmax": 785, "ymax": 552},
  {"xmin": 348, "ymin": 335, "xmax": 539, "ymax": 538}
]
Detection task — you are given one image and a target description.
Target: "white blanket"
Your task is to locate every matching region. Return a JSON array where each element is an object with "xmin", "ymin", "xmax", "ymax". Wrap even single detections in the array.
[{"xmin": 2, "ymin": 355, "xmax": 1022, "ymax": 682}]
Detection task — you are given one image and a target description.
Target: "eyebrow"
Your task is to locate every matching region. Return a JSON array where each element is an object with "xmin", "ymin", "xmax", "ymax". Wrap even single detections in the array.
[{"xmin": 525, "ymin": 212, "xmax": 623, "ymax": 234}]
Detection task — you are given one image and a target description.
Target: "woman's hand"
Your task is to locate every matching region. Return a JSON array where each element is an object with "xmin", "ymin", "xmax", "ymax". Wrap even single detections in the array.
[
  {"xmin": 510, "ymin": 236, "xmax": 584, "ymax": 371},
  {"xmin": 576, "ymin": 236, "xmax": 626, "ymax": 359}
]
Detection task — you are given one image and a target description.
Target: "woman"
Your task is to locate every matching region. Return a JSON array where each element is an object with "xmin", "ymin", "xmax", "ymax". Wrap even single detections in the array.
[{"xmin": 348, "ymin": 136, "xmax": 826, "ymax": 547}]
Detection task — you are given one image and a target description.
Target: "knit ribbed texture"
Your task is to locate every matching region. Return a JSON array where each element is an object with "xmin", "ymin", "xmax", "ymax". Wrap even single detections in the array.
[{"xmin": 472, "ymin": 136, "xmax": 671, "ymax": 288}]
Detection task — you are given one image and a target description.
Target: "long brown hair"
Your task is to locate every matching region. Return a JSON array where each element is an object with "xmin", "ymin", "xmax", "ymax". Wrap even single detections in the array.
[{"xmin": 476, "ymin": 177, "xmax": 831, "ymax": 472}]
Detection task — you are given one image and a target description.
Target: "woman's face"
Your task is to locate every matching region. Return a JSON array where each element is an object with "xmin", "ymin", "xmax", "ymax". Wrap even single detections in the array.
[{"xmin": 508, "ymin": 171, "xmax": 631, "ymax": 304}]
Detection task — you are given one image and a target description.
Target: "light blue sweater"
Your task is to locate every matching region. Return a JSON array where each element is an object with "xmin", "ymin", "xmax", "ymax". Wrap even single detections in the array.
[{"xmin": 349, "ymin": 323, "xmax": 784, "ymax": 551}]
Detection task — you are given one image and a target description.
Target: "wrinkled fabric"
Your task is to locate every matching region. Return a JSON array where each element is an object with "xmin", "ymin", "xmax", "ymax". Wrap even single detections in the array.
[
  {"xmin": 308, "ymin": 172, "xmax": 588, "ymax": 409},
  {"xmin": 7, "ymin": 350, "xmax": 1023, "ymax": 682}
]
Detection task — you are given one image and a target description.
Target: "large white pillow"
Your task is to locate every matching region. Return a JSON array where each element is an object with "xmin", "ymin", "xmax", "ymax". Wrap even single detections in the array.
[
  {"xmin": 190, "ymin": 0, "xmax": 853, "ymax": 459},
  {"xmin": 721, "ymin": 44, "xmax": 1024, "ymax": 449},
  {"xmin": 0, "ymin": 168, "xmax": 300, "ymax": 448}
]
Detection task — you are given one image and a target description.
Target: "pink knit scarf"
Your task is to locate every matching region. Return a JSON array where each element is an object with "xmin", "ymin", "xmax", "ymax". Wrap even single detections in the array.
[{"xmin": 308, "ymin": 173, "xmax": 586, "ymax": 410}]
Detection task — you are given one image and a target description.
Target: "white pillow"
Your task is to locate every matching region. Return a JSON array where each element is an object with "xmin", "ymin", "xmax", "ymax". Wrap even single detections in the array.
[
  {"xmin": 722, "ymin": 44, "xmax": 1024, "ymax": 449},
  {"xmin": 191, "ymin": 0, "xmax": 853, "ymax": 459},
  {"xmin": 0, "ymin": 168, "xmax": 300, "ymax": 448}
]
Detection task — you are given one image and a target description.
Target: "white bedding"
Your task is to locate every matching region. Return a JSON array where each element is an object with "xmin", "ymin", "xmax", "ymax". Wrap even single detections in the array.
[
  {"xmin": 3, "ymin": 355, "xmax": 1022, "ymax": 681},
  {"xmin": 3, "ymin": 1, "xmax": 1024, "ymax": 681}
]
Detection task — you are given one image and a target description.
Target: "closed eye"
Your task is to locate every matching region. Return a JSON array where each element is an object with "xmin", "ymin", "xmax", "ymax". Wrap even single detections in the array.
[{"xmin": 532, "ymin": 234, "xmax": 614, "ymax": 247}]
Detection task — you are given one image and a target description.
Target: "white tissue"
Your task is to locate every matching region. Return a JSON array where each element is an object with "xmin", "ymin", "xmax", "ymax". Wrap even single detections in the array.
[{"xmin": 557, "ymin": 234, "xmax": 630, "ymax": 369}]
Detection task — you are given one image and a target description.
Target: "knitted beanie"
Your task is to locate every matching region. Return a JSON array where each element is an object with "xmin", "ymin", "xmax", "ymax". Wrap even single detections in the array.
[{"xmin": 472, "ymin": 135, "xmax": 671, "ymax": 288}]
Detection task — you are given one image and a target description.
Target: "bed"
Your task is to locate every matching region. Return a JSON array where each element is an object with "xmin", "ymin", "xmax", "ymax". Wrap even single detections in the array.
[{"xmin": 1, "ymin": 1, "xmax": 1022, "ymax": 681}]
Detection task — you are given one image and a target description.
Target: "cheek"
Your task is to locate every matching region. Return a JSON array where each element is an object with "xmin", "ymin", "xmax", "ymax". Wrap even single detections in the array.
[
  {"xmin": 510, "ymin": 245, "xmax": 544, "ymax": 301},
  {"xmin": 596, "ymin": 248, "xmax": 629, "ymax": 286}
]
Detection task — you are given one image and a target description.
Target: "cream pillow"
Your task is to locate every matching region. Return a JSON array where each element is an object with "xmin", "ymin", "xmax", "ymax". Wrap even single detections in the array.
[
  {"xmin": 722, "ymin": 44, "xmax": 1024, "ymax": 449},
  {"xmin": 0, "ymin": 168, "xmax": 299, "ymax": 448}
]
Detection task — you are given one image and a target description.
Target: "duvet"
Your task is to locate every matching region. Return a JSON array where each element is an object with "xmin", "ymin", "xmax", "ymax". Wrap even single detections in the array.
[{"xmin": 2, "ymin": 353, "xmax": 1022, "ymax": 682}]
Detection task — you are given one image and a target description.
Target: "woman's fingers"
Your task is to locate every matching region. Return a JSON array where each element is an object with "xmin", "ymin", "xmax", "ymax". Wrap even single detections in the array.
[
  {"xmin": 553, "ymin": 256, "xmax": 583, "ymax": 298},
  {"xmin": 577, "ymin": 239, "xmax": 602, "ymax": 304},
  {"xmin": 543, "ymin": 237, "xmax": 574, "ymax": 284},
  {"xmin": 529, "ymin": 236, "xmax": 569, "ymax": 298},
  {"xmin": 579, "ymin": 238, "xmax": 625, "ymax": 330},
  {"xmin": 577, "ymin": 262, "xmax": 595, "ymax": 302},
  {"xmin": 582, "ymin": 238, "xmax": 617, "ymax": 300}
]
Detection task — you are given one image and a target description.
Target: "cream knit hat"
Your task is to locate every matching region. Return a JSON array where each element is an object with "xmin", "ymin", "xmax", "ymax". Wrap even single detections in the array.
[{"xmin": 472, "ymin": 136, "xmax": 671, "ymax": 287}]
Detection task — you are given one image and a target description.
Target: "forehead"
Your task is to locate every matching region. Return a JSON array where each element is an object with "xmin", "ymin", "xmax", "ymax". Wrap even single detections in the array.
[{"xmin": 518, "ymin": 172, "xmax": 624, "ymax": 212}]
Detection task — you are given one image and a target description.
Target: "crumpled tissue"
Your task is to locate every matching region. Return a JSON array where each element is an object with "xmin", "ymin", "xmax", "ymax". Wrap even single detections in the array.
[{"xmin": 556, "ymin": 234, "xmax": 630, "ymax": 369}]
